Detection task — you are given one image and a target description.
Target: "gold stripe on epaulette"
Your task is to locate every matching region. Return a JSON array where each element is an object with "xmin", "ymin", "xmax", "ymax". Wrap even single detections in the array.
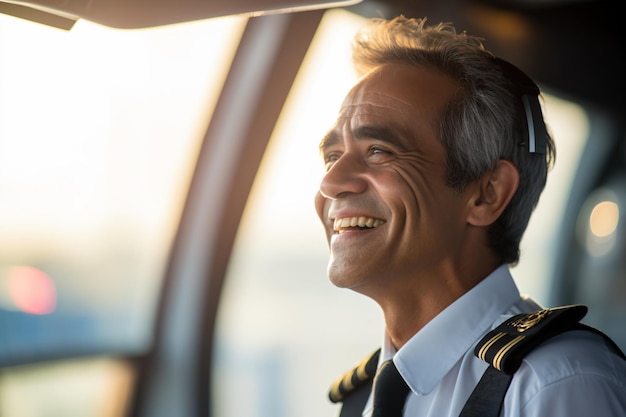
[
  {"xmin": 354, "ymin": 352, "xmax": 374, "ymax": 381},
  {"xmin": 329, "ymin": 349, "xmax": 379, "ymax": 403},
  {"xmin": 329, "ymin": 374, "xmax": 348, "ymax": 402},
  {"xmin": 477, "ymin": 331, "xmax": 506, "ymax": 362},
  {"xmin": 493, "ymin": 335, "xmax": 525, "ymax": 371},
  {"xmin": 342, "ymin": 371, "xmax": 354, "ymax": 391}
]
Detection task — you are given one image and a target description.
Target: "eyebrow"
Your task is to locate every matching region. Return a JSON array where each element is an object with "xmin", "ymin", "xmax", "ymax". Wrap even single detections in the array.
[
  {"xmin": 319, "ymin": 130, "xmax": 339, "ymax": 154},
  {"xmin": 319, "ymin": 125, "xmax": 406, "ymax": 154}
]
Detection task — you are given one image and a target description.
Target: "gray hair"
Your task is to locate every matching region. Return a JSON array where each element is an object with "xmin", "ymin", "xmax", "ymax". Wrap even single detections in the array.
[{"xmin": 351, "ymin": 16, "xmax": 556, "ymax": 265}]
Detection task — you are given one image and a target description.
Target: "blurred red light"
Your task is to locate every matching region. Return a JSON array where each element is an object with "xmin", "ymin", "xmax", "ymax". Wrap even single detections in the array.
[{"xmin": 7, "ymin": 266, "xmax": 57, "ymax": 314}]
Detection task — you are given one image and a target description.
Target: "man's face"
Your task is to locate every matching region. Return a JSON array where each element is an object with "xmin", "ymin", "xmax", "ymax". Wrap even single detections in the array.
[{"xmin": 315, "ymin": 63, "xmax": 475, "ymax": 296}]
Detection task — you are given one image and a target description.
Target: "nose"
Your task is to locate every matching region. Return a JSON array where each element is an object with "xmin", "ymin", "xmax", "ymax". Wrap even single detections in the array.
[{"xmin": 318, "ymin": 152, "xmax": 368, "ymax": 200}]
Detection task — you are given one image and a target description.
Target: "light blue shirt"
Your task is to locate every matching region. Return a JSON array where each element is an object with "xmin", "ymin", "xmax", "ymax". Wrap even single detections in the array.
[{"xmin": 363, "ymin": 265, "xmax": 626, "ymax": 417}]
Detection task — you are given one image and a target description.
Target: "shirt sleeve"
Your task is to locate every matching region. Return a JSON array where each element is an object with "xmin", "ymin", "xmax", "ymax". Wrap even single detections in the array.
[
  {"xmin": 517, "ymin": 373, "xmax": 626, "ymax": 417},
  {"xmin": 503, "ymin": 329, "xmax": 626, "ymax": 417}
]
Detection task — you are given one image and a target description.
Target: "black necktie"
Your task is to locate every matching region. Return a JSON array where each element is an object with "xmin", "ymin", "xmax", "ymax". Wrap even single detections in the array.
[{"xmin": 372, "ymin": 360, "xmax": 411, "ymax": 417}]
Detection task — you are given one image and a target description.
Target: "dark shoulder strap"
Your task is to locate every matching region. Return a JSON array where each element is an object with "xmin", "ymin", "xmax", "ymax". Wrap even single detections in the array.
[
  {"xmin": 458, "ymin": 366, "xmax": 513, "ymax": 417},
  {"xmin": 337, "ymin": 380, "xmax": 374, "ymax": 417},
  {"xmin": 460, "ymin": 304, "xmax": 625, "ymax": 417},
  {"xmin": 329, "ymin": 349, "xmax": 380, "ymax": 417}
]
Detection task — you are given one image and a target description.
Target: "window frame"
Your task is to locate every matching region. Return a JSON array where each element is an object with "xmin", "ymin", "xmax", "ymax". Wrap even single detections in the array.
[{"xmin": 129, "ymin": 11, "xmax": 326, "ymax": 417}]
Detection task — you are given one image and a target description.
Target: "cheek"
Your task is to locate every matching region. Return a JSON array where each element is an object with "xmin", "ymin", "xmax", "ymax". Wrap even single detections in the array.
[
  {"xmin": 392, "ymin": 159, "xmax": 448, "ymax": 207},
  {"xmin": 377, "ymin": 165, "xmax": 454, "ymax": 235},
  {"xmin": 381, "ymin": 167, "xmax": 429, "ymax": 210}
]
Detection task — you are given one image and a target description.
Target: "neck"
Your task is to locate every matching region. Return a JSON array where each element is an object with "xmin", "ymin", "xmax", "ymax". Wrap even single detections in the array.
[{"xmin": 379, "ymin": 260, "xmax": 501, "ymax": 350}]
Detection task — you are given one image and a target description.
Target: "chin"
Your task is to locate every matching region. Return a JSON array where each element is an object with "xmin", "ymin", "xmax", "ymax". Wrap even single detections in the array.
[
  {"xmin": 328, "ymin": 266, "xmax": 371, "ymax": 291},
  {"xmin": 328, "ymin": 274, "xmax": 350, "ymax": 289},
  {"xmin": 327, "ymin": 268, "xmax": 355, "ymax": 289}
]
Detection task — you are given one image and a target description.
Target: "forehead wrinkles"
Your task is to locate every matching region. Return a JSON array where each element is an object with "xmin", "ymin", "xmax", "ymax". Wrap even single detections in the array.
[{"xmin": 339, "ymin": 90, "xmax": 414, "ymax": 118}]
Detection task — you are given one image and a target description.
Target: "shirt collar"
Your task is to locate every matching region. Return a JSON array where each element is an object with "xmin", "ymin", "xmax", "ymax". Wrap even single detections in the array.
[{"xmin": 381, "ymin": 265, "xmax": 520, "ymax": 395}]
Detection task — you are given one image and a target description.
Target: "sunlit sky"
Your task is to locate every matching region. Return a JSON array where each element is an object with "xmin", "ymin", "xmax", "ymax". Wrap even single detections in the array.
[
  {"xmin": 0, "ymin": 14, "xmax": 245, "ymax": 246},
  {"xmin": 0, "ymin": 14, "xmax": 246, "ymax": 314}
]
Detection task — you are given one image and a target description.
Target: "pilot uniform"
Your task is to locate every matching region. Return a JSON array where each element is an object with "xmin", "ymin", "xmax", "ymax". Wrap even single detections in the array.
[{"xmin": 330, "ymin": 264, "xmax": 626, "ymax": 417}]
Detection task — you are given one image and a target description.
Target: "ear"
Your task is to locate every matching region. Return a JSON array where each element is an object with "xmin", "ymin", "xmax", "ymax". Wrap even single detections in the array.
[{"xmin": 467, "ymin": 160, "xmax": 519, "ymax": 227}]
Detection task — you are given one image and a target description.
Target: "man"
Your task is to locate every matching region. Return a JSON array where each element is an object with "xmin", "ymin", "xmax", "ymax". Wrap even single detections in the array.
[{"xmin": 314, "ymin": 16, "xmax": 626, "ymax": 417}]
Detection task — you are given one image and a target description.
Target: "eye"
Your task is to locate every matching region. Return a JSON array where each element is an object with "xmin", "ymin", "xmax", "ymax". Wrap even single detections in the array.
[
  {"xmin": 367, "ymin": 145, "xmax": 394, "ymax": 161},
  {"xmin": 324, "ymin": 151, "xmax": 341, "ymax": 171}
]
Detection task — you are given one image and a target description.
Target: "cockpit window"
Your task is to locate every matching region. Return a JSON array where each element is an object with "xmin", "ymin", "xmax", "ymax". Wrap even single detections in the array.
[{"xmin": 0, "ymin": 13, "xmax": 245, "ymax": 361}]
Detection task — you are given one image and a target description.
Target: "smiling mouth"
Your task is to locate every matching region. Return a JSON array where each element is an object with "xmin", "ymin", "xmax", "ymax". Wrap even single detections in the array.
[{"xmin": 332, "ymin": 216, "xmax": 386, "ymax": 234}]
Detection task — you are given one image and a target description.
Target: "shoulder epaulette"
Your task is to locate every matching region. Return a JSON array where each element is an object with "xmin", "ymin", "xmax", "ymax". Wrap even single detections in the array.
[
  {"xmin": 462, "ymin": 304, "xmax": 625, "ymax": 417},
  {"xmin": 474, "ymin": 304, "xmax": 588, "ymax": 374},
  {"xmin": 328, "ymin": 348, "xmax": 380, "ymax": 403}
]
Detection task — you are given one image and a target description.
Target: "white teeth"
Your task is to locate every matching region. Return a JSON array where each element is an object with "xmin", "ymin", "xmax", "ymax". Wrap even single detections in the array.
[{"xmin": 333, "ymin": 216, "xmax": 385, "ymax": 233}]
